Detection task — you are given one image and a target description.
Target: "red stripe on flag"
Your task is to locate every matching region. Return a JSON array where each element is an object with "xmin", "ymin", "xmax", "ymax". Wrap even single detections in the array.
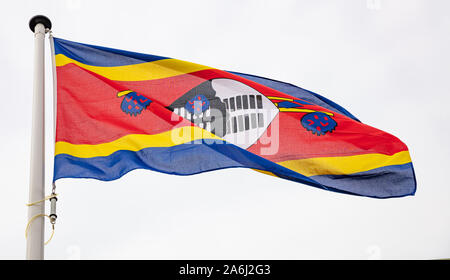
[{"xmin": 56, "ymin": 63, "xmax": 408, "ymax": 159}]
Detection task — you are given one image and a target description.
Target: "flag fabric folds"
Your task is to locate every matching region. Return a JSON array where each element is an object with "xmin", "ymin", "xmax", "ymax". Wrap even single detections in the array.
[{"xmin": 52, "ymin": 37, "xmax": 416, "ymax": 198}]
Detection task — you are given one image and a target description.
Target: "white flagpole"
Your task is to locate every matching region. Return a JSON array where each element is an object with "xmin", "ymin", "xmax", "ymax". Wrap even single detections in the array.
[{"xmin": 27, "ymin": 15, "xmax": 52, "ymax": 260}]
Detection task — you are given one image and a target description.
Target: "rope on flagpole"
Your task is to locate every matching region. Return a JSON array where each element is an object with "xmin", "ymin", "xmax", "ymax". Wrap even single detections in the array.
[
  {"xmin": 25, "ymin": 188, "xmax": 58, "ymax": 245},
  {"xmin": 26, "ymin": 193, "xmax": 58, "ymax": 207},
  {"xmin": 25, "ymin": 214, "xmax": 55, "ymax": 245}
]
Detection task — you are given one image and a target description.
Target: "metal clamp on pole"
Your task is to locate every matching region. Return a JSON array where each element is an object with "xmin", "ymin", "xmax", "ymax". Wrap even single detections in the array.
[
  {"xmin": 49, "ymin": 182, "xmax": 57, "ymax": 224},
  {"xmin": 49, "ymin": 197, "xmax": 57, "ymax": 224}
]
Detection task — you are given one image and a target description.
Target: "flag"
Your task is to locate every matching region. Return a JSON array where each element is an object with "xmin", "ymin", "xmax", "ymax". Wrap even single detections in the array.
[{"xmin": 52, "ymin": 37, "xmax": 416, "ymax": 198}]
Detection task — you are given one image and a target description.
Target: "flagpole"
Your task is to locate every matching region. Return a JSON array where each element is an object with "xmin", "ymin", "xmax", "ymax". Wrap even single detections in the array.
[{"xmin": 27, "ymin": 15, "xmax": 52, "ymax": 260}]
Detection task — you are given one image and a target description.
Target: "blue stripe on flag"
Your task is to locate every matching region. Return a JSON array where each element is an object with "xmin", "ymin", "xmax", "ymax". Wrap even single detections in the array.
[
  {"xmin": 53, "ymin": 37, "xmax": 169, "ymax": 67},
  {"xmin": 54, "ymin": 141, "xmax": 415, "ymax": 198},
  {"xmin": 310, "ymin": 163, "xmax": 417, "ymax": 199}
]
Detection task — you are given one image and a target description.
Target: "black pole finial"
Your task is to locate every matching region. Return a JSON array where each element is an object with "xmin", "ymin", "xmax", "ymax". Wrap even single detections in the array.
[{"xmin": 29, "ymin": 15, "xmax": 52, "ymax": 32}]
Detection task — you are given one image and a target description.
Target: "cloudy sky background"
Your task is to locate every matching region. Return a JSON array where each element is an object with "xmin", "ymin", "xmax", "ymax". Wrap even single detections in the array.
[{"xmin": 0, "ymin": 0, "xmax": 449, "ymax": 259}]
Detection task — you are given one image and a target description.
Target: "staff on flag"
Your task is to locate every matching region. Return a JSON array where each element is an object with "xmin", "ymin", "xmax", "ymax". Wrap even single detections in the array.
[{"xmin": 26, "ymin": 15, "xmax": 52, "ymax": 260}]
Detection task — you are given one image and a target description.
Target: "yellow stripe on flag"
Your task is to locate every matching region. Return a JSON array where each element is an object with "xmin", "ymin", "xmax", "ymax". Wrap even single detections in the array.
[
  {"xmin": 277, "ymin": 151, "xmax": 412, "ymax": 176},
  {"xmin": 55, "ymin": 126, "xmax": 223, "ymax": 158},
  {"xmin": 55, "ymin": 54, "xmax": 212, "ymax": 81}
]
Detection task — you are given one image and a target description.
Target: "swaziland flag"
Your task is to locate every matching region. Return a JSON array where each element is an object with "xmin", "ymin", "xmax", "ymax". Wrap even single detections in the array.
[{"xmin": 52, "ymin": 37, "xmax": 416, "ymax": 198}]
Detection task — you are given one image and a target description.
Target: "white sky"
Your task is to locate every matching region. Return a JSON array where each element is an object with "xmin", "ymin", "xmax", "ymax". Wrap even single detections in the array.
[{"xmin": 1, "ymin": 0, "xmax": 449, "ymax": 259}]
